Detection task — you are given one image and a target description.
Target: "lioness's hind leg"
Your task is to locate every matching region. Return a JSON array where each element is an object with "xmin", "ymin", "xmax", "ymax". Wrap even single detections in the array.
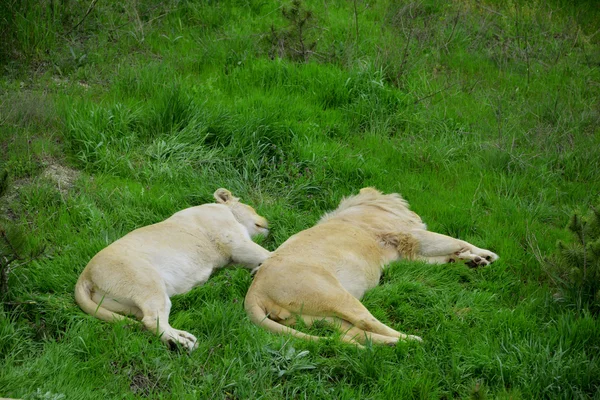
[
  {"xmin": 299, "ymin": 315, "xmax": 402, "ymax": 346},
  {"xmin": 332, "ymin": 294, "xmax": 422, "ymax": 342},
  {"xmin": 91, "ymin": 291, "xmax": 143, "ymax": 319},
  {"xmin": 337, "ymin": 320, "xmax": 403, "ymax": 346},
  {"xmin": 139, "ymin": 294, "xmax": 197, "ymax": 351}
]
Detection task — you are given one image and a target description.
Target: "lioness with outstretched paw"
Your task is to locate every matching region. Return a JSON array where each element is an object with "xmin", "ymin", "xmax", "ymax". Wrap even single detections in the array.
[
  {"xmin": 75, "ymin": 188, "xmax": 271, "ymax": 351},
  {"xmin": 245, "ymin": 187, "xmax": 498, "ymax": 346}
]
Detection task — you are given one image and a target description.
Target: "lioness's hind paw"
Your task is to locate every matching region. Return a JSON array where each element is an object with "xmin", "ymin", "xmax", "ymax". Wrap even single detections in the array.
[
  {"xmin": 168, "ymin": 329, "xmax": 198, "ymax": 352},
  {"xmin": 407, "ymin": 334, "xmax": 423, "ymax": 342}
]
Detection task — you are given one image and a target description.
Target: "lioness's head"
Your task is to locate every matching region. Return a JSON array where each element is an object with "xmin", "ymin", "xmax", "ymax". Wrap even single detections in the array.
[{"xmin": 214, "ymin": 188, "xmax": 269, "ymax": 237}]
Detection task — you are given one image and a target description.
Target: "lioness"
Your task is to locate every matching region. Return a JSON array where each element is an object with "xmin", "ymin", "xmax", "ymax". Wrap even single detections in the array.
[
  {"xmin": 75, "ymin": 188, "xmax": 271, "ymax": 351},
  {"xmin": 245, "ymin": 187, "xmax": 498, "ymax": 346}
]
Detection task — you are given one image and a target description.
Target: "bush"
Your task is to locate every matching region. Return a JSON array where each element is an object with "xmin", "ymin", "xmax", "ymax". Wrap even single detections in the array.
[
  {"xmin": 549, "ymin": 206, "xmax": 600, "ymax": 314},
  {"xmin": 267, "ymin": 0, "xmax": 319, "ymax": 62}
]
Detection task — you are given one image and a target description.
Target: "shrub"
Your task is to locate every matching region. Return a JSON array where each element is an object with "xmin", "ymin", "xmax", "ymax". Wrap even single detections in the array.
[
  {"xmin": 549, "ymin": 206, "xmax": 600, "ymax": 314},
  {"xmin": 267, "ymin": 0, "xmax": 318, "ymax": 62}
]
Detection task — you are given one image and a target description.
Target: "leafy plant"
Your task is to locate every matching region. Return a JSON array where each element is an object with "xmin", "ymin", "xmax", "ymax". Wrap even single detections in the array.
[
  {"xmin": 265, "ymin": 342, "xmax": 316, "ymax": 378},
  {"xmin": 24, "ymin": 389, "xmax": 66, "ymax": 400},
  {"xmin": 549, "ymin": 206, "xmax": 600, "ymax": 314}
]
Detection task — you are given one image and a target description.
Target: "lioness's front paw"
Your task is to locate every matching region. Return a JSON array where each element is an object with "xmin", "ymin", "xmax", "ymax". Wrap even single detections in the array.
[
  {"xmin": 484, "ymin": 251, "xmax": 499, "ymax": 263},
  {"xmin": 459, "ymin": 249, "xmax": 498, "ymax": 268},
  {"xmin": 250, "ymin": 264, "xmax": 262, "ymax": 275},
  {"xmin": 465, "ymin": 255, "xmax": 489, "ymax": 268}
]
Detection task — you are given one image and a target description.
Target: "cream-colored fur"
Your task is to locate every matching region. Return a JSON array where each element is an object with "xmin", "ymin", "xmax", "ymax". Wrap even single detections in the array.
[
  {"xmin": 75, "ymin": 188, "xmax": 271, "ymax": 351},
  {"xmin": 245, "ymin": 187, "xmax": 498, "ymax": 346}
]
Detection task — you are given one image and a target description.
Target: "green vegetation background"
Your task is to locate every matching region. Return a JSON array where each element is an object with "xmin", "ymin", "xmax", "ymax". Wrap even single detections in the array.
[{"xmin": 1, "ymin": 0, "xmax": 599, "ymax": 398}]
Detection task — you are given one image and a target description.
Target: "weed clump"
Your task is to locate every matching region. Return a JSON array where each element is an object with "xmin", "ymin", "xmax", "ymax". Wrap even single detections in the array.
[{"xmin": 549, "ymin": 206, "xmax": 600, "ymax": 314}]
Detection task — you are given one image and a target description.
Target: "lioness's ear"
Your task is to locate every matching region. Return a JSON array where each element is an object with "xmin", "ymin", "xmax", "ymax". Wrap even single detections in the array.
[
  {"xmin": 214, "ymin": 188, "xmax": 234, "ymax": 204},
  {"xmin": 359, "ymin": 187, "xmax": 380, "ymax": 195}
]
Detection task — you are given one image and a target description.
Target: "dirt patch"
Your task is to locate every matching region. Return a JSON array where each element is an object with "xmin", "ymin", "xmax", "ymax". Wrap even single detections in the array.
[
  {"xmin": 110, "ymin": 360, "xmax": 167, "ymax": 397},
  {"xmin": 41, "ymin": 163, "xmax": 80, "ymax": 194},
  {"xmin": 130, "ymin": 373, "xmax": 155, "ymax": 396},
  {"xmin": 0, "ymin": 162, "xmax": 80, "ymax": 220}
]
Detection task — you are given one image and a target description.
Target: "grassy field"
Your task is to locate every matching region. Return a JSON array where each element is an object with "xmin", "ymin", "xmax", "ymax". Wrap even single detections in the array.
[{"xmin": 1, "ymin": 0, "xmax": 599, "ymax": 398}]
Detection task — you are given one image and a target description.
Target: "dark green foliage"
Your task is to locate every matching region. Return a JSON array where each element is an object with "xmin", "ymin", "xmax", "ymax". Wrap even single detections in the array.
[
  {"xmin": 0, "ymin": 171, "xmax": 27, "ymax": 299},
  {"xmin": 0, "ymin": 170, "xmax": 44, "ymax": 300},
  {"xmin": 0, "ymin": 170, "xmax": 8, "ymax": 197},
  {"xmin": 551, "ymin": 206, "xmax": 600, "ymax": 314}
]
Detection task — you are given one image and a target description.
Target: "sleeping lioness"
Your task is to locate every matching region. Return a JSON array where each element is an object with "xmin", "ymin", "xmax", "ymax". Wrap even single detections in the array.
[
  {"xmin": 245, "ymin": 187, "xmax": 498, "ymax": 346},
  {"xmin": 75, "ymin": 188, "xmax": 271, "ymax": 351}
]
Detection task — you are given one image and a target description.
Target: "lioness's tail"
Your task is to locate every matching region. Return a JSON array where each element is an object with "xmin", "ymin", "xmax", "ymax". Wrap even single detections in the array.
[
  {"xmin": 74, "ymin": 272, "xmax": 127, "ymax": 323},
  {"xmin": 244, "ymin": 292, "xmax": 323, "ymax": 342}
]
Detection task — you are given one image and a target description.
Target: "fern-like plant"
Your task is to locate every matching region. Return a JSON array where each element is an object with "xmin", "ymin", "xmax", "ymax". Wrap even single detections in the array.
[{"xmin": 550, "ymin": 206, "xmax": 600, "ymax": 314}]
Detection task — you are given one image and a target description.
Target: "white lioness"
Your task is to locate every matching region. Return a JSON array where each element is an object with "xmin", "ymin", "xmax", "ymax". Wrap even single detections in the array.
[
  {"xmin": 245, "ymin": 187, "xmax": 498, "ymax": 346},
  {"xmin": 75, "ymin": 188, "xmax": 271, "ymax": 351}
]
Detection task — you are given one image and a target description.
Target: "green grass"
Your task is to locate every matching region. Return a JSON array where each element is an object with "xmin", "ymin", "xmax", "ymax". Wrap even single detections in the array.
[{"xmin": 1, "ymin": 0, "xmax": 599, "ymax": 398}]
